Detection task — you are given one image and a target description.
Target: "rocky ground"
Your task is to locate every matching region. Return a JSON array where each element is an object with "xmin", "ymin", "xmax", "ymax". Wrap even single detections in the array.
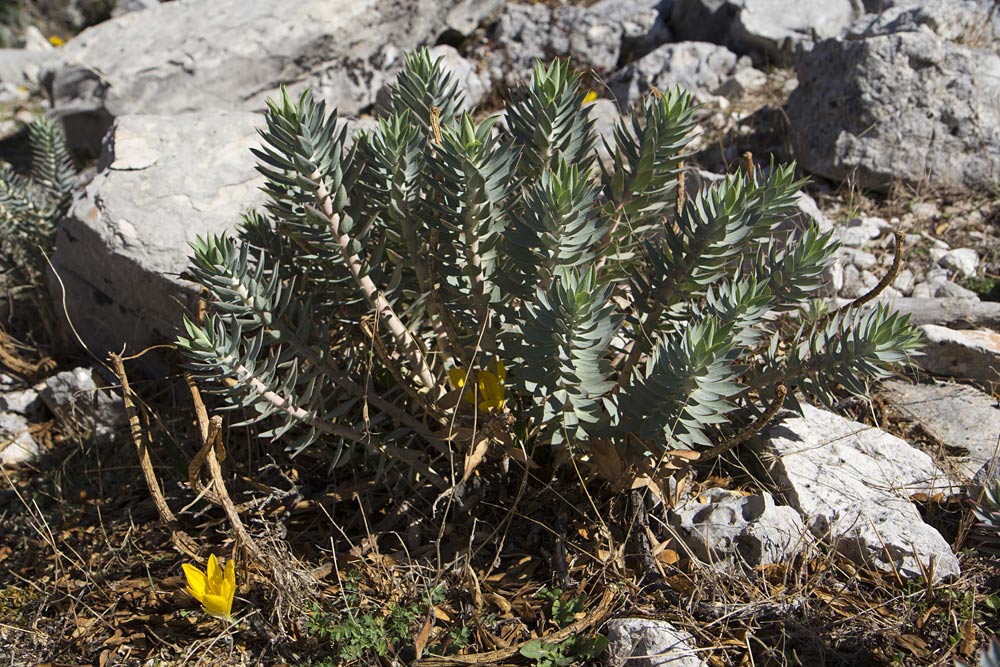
[{"xmin": 1, "ymin": 0, "xmax": 1000, "ymax": 665}]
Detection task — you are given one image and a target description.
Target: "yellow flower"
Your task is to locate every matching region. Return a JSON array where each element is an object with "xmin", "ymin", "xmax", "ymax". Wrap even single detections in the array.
[
  {"xmin": 48, "ymin": 35, "xmax": 64, "ymax": 47},
  {"xmin": 582, "ymin": 90, "xmax": 598, "ymax": 105},
  {"xmin": 448, "ymin": 359, "xmax": 506, "ymax": 413},
  {"xmin": 181, "ymin": 554, "xmax": 236, "ymax": 620}
]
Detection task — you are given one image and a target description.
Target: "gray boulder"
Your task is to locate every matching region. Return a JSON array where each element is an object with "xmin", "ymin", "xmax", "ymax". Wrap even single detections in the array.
[
  {"xmin": 480, "ymin": 0, "xmax": 672, "ymax": 88},
  {"xmin": 917, "ymin": 325, "xmax": 1000, "ymax": 382},
  {"xmin": 608, "ymin": 41, "xmax": 750, "ymax": 105},
  {"xmin": 788, "ymin": 29, "xmax": 1000, "ymax": 192},
  {"xmin": 669, "ymin": 488, "xmax": 808, "ymax": 572},
  {"xmin": 847, "ymin": 0, "xmax": 998, "ymax": 47},
  {"xmin": 432, "ymin": 46, "xmax": 489, "ymax": 112},
  {"xmin": 606, "ymin": 618, "xmax": 706, "ymax": 667},
  {"xmin": 0, "ymin": 48, "xmax": 55, "ymax": 86},
  {"xmin": 756, "ymin": 403, "xmax": 960, "ymax": 581},
  {"xmin": 49, "ymin": 112, "xmax": 266, "ymax": 364},
  {"xmin": 591, "ymin": 0, "xmax": 674, "ymax": 64},
  {"xmin": 731, "ymin": 0, "xmax": 858, "ymax": 64},
  {"xmin": 881, "ymin": 380, "xmax": 1000, "ymax": 481},
  {"xmin": 671, "ymin": 0, "xmax": 862, "ymax": 64},
  {"xmin": 911, "ymin": 271, "xmax": 980, "ymax": 300},
  {"xmin": 881, "ymin": 297, "xmax": 1000, "ymax": 329},
  {"xmin": 40, "ymin": 0, "xmax": 498, "ymax": 153}
]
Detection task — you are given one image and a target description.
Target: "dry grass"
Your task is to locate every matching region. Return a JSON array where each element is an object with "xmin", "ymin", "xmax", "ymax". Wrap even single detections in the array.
[{"xmin": 0, "ymin": 355, "xmax": 997, "ymax": 667}]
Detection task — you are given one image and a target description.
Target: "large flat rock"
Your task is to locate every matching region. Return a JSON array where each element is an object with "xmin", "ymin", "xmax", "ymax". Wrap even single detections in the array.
[
  {"xmin": 918, "ymin": 325, "xmax": 1000, "ymax": 382},
  {"xmin": 40, "ymin": 0, "xmax": 499, "ymax": 152},
  {"xmin": 881, "ymin": 380, "xmax": 1000, "ymax": 481},
  {"xmin": 755, "ymin": 404, "xmax": 960, "ymax": 581},
  {"xmin": 49, "ymin": 112, "xmax": 266, "ymax": 364}
]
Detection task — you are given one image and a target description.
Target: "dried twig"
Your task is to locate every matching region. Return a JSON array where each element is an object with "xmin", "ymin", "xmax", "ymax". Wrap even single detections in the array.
[
  {"xmin": 110, "ymin": 352, "xmax": 199, "ymax": 558},
  {"xmin": 413, "ymin": 587, "xmax": 617, "ymax": 666},
  {"xmin": 698, "ymin": 383, "xmax": 788, "ymax": 464}
]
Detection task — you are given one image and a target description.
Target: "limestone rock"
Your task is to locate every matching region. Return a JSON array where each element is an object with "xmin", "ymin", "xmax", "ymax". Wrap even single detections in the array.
[
  {"xmin": 423, "ymin": 46, "xmax": 489, "ymax": 112},
  {"xmin": 0, "ymin": 412, "xmax": 39, "ymax": 465},
  {"xmin": 756, "ymin": 403, "xmax": 960, "ymax": 581},
  {"xmin": 49, "ymin": 112, "xmax": 266, "ymax": 364},
  {"xmin": 590, "ymin": 98, "xmax": 620, "ymax": 165},
  {"xmin": 788, "ymin": 29, "xmax": 1000, "ymax": 192},
  {"xmin": 911, "ymin": 271, "xmax": 980, "ymax": 300},
  {"xmin": 731, "ymin": 0, "xmax": 858, "ymax": 64},
  {"xmin": 38, "ymin": 367, "xmax": 126, "ymax": 441},
  {"xmin": 40, "ymin": 0, "xmax": 499, "ymax": 152},
  {"xmin": 608, "ymin": 41, "xmax": 749, "ymax": 105},
  {"xmin": 833, "ymin": 216, "xmax": 891, "ymax": 248},
  {"xmin": 848, "ymin": 0, "xmax": 998, "ymax": 47},
  {"xmin": 917, "ymin": 325, "xmax": 1000, "ymax": 382},
  {"xmin": 591, "ymin": 0, "xmax": 674, "ymax": 65},
  {"xmin": 938, "ymin": 248, "xmax": 979, "ymax": 279},
  {"xmin": 874, "ymin": 297, "xmax": 1000, "ymax": 329},
  {"xmin": 0, "ymin": 48, "xmax": 55, "ymax": 86},
  {"xmin": 479, "ymin": 0, "xmax": 672, "ymax": 88},
  {"xmin": 0, "ymin": 388, "xmax": 41, "ymax": 418},
  {"xmin": 606, "ymin": 618, "xmax": 706, "ymax": 667},
  {"xmin": 881, "ymin": 380, "xmax": 1000, "ymax": 481},
  {"xmin": 671, "ymin": 0, "xmax": 862, "ymax": 64},
  {"xmin": 669, "ymin": 488, "xmax": 808, "ymax": 572}
]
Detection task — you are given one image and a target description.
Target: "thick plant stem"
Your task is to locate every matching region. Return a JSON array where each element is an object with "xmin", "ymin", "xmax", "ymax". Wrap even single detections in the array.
[
  {"xmin": 329, "ymin": 214, "xmax": 438, "ymax": 391},
  {"xmin": 234, "ymin": 363, "xmax": 369, "ymax": 444},
  {"xmin": 825, "ymin": 231, "xmax": 904, "ymax": 322},
  {"xmin": 310, "ymin": 170, "xmax": 439, "ymax": 394}
]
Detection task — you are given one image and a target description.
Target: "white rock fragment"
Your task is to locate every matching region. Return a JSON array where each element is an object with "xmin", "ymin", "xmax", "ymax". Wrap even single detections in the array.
[
  {"xmin": 918, "ymin": 325, "xmax": 1000, "ymax": 382},
  {"xmin": 938, "ymin": 248, "xmax": 979, "ymax": 279},
  {"xmin": 606, "ymin": 618, "xmax": 706, "ymax": 667},
  {"xmin": 0, "ymin": 412, "xmax": 39, "ymax": 465},
  {"xmin": 670, "ymin": 489, "xmax": 809, "ymax": 572},
  {"xmin": 756, "ymin": 404, "xmax": 960, "ymax": 582},
  {"xmin": 38, "ymin": 367, "xmax": 126, "ymax": 440}
]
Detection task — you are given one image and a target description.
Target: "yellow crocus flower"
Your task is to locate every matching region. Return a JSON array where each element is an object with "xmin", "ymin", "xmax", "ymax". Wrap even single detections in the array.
[
  {"xmin": 181, "ymin": 553, "xmax": 236, "ymax": 620},
  {"xmin": 48, "ymin": 35, "xmax": 64, "ymax": 47},
  {"xmin": 448, "ymin": 359, "xmax": 506, "ymax": 413},
  {"xmin": 582, "ymin": 90, "xmax": 598, "ymax": 105}
]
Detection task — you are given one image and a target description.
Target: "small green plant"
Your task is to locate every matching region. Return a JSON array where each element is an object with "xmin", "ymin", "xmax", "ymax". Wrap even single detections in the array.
[
  {"xmin": 0, "ymin": 115, "xmax": 76, "ymax": 325},
  {"xmin": 520, "ymin": 636, "xmax": 609, "ymax": 667},
  {"xmin": 179, "ymin": 48, "xmax": 920, "ymax": 487},
  {"xmin": 972, "ymin": 478, "xmax": 1000, "ymax": 555},
  {"xmin": 517, "ymin": 586, "xmax": 609, "ymax": 666},
  {"xmin": 303, "ymin": 570, "xmax": 431, "ymax": 665},
  {"xmin": 537, "ymin": 586, "xmax": 584, "ymax": 628}
]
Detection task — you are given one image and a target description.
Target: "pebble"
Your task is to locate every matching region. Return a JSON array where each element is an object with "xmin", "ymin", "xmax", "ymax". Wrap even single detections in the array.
[{"xmin": 938, "ymin": 248, "xmax": 979, "ymax": 278}]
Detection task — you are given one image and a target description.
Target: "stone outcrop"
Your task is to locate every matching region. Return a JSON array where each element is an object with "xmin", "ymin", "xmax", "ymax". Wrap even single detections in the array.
[
  {"xmin": 788, "ymin": 28, "xmax": 1000, "ymax": 192},
  {"xmin": 49, "ymin": 112, "xmax": 266, "ymax": 365},
  {"xmin": 40, "ymin": 0, "xmax": 501, "ymax": 152}
]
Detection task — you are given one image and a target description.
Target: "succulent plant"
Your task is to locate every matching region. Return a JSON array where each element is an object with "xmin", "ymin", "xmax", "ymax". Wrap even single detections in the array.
[{"xmin": 178, "ymin": 49, "xmax": 920, "ymax": 487}]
